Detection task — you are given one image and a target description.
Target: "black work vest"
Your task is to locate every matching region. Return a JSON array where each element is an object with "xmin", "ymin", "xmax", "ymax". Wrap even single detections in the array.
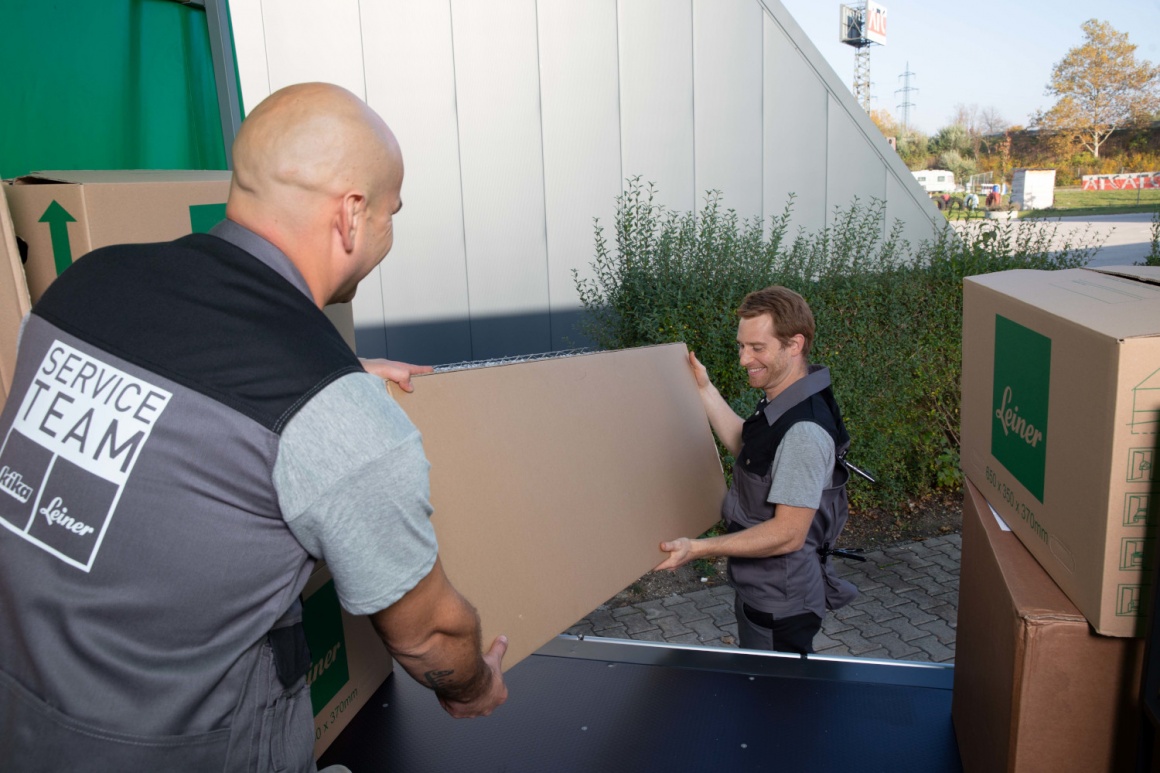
[
  {"xmin": 722, "ymin": 366, "xmax": 858, "ymax": 618},
  {"xmin": 0, "ymin": 230, "xmax": 361, "ymax": 772}
]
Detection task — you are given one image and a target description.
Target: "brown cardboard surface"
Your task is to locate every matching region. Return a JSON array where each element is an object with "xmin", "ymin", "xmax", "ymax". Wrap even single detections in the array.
[
  {"xmin": 0, "ymin": 185, "xmax": 31, "ymax": 408},
  {"xmin": 390, "ymin": 343, "xmax": 726, "ymax": 668},
  {"xmin": 4, "ymin": 171, "xmax": 232, "ymax": 301},
  {"xmin": 961, "ymin": 267, "xmax": 1160, "ymax": 636},
  {"xmin": 302, "ymin": 562, "xmax": 393, "ymax": 759},
  {"xmin": 952, "ymin": 477, "xmax": 1144, "ymax": 773}
]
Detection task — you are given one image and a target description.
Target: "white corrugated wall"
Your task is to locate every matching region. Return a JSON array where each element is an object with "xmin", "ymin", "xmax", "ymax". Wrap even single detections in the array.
[{"xmin": 228, "ymin": 0, "xmax": 940, "ymax": 364}]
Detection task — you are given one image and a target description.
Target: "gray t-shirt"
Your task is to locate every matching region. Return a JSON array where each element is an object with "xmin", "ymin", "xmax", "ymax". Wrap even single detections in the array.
[
  {"xmin": 274, "ymin": 372, "xmax": 438, "ymax": 616},
  {"xmin": 766, "ymin": 421, "xmax": 835, "ymax": 509}
]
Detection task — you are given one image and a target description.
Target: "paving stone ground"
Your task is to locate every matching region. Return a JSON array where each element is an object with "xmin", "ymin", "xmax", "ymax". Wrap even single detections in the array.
[{"xmin": 568, "ymin": 533, "xmax": 960, "ymax": 663}]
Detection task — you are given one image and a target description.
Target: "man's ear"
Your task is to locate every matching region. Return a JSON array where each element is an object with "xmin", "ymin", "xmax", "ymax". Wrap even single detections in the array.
[
  {"xmin": 338, "ymin": 192, "xmax": 367, "ymax": 253},
  {"xmin": 788, "ymin": 333, "xmax": 806, "ymax": 355}
]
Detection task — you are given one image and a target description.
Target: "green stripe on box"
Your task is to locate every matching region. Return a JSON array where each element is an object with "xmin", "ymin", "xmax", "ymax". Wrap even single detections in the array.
[
  {"xmin": 303, "ymin": 578, "xmax": 350, "ymax": 715},
  {"xmin": 188, "ymin": 203, "xmax": 227, "ymax": 233}
]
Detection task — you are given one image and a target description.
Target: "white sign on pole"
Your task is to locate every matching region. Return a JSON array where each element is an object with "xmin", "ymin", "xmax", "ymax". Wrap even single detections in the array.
[{"xmin": 865, "ymin": 2, "xmax": 887, "ymax": 46}]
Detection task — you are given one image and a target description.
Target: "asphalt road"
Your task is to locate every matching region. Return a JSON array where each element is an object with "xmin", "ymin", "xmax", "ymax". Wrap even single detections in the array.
[{"xmin": 953, "ymin": 211, "xmax": 1158, "ymax": 267}]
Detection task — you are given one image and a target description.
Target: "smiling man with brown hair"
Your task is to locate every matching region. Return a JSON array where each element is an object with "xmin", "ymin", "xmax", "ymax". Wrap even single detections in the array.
[{"xmin": 657, "ymin": 286, "xmax": 858, "ymax": 653}]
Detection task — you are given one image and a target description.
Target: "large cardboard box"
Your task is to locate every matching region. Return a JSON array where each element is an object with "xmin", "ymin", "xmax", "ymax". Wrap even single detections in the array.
[
  {"xmin": 4, "ymin": 171, "xmax": 232, "ymax": 301},
  {"xmin": 952, "ymin": 477, "xmax": 1144, "ymax": 773},
  {"xmin": 302, "ymin": 563, "xmax": 393, "ymax": 759},
  {"xmin": 390, "ymin": 343, "xmax": 727, "ymax": 668},
  {"xmin": 961, "ymin": 266, "xmax": 1160, "ymax": 636},
  {"xmin": 0, "ymin": 185, "xmax": 31, "ymax": 408},
  {"xmin": 2, "ymin": 170, "xmax": 357, "ymax": 349}
]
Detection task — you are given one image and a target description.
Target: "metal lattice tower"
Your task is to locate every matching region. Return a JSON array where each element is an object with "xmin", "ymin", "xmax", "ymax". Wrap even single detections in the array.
[
  {"xmin": 895, "ymin": 62, "xmax": 917, "ymax": 133},
  {"xmin": 839, "ymin": 3, "xmax": 879, "ymax": 113},
  {"xmin": 853, "ymin": 46, "xmax": 871, "ymax": 110}
]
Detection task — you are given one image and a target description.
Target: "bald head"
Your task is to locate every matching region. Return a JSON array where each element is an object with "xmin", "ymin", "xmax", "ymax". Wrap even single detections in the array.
[
  {"xmin": 226, "ymin": 83, "xmax": 404, "ymax": 306},
  {"xmin": 231, "ymin": 83, "xmax": 400, "ymax": 210}
]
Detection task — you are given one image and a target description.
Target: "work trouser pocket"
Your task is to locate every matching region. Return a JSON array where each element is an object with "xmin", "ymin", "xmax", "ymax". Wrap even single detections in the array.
[{"xmin": 0, "ymin": 667, "xmax": 231, "ymax": 773}]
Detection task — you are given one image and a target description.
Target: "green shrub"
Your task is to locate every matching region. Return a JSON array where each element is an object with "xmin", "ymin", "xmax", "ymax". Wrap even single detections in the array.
[{"xmin": 574, "ymin": 179, "xmax": 1097, "ymax": 511}]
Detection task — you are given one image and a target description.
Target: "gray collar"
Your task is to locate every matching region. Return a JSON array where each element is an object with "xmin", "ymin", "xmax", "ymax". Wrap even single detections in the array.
[
  {"xmin": 759, "ymin": 365, "xmax": 831, "ymax": 426},
  {"xmin": 209, "ymin": 219, "xmax": 314, "ymax": 301}
]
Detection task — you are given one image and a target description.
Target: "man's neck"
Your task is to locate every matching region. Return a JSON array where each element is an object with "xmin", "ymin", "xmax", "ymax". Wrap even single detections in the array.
[{"xmin": 762, "ymin": 362, "xmax": 808, "ymax": 403}]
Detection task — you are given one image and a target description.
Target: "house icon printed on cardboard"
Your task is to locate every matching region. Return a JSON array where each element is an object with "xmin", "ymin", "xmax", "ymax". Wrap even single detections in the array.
[{"xmin": 1134, "ymin": 366, "xmax": 1160, "ymax": 435}]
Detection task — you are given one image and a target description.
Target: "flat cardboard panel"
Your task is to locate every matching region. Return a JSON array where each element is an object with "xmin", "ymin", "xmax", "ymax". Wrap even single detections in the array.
[
  {"xmin": 0, "ymin": 185, "xmax": 31, "ymax": 408},
  {"xmin": 390, "ymin": 343, "xmax": 725, "ymax": 668},
  {"xmin": 952, "ymin": 477, "xmax": 1143, "ymax": 773},
  {"xmin": 302, "ymin": 563, "xmax": 392, "ymax": 759},
  {"xmin": 961, "ymin": 267, "xmax": 1160, "ymax": 636}
]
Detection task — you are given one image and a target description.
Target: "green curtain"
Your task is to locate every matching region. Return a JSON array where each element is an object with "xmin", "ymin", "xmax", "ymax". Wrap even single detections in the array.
[{"xmin": 0, "ymin": 0, "xmax": 228, "ymax": 179}]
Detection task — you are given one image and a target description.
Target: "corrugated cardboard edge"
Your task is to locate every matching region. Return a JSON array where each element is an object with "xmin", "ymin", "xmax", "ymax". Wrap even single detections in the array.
[{"xmin": 0, "ymin": 184, "xmax": 31, "ymax": 407}]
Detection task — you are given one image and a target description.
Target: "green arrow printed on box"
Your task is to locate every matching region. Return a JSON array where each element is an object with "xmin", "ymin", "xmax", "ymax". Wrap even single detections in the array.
[{"xmin": 39, "ymin": 201, "xmax": 77, "ymax": 276}]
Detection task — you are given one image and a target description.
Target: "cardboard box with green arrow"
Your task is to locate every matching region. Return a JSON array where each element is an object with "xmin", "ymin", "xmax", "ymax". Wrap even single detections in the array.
[{"xmin": 4, "ymin": 170, "xmax": 231, "ymax": 302}]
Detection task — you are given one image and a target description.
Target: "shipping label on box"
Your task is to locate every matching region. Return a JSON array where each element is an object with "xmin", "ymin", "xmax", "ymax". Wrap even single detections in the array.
[
  {"xmin": 302, "ymin": 563, "xmax": 392, "ymax": 759},
  {"xmin": 4, "ymin": 171, "xmax": 231, "ymax": 302},
  {"xmin": 961, "ymin": 266, "xmax": 1160, "ymax": 636}
]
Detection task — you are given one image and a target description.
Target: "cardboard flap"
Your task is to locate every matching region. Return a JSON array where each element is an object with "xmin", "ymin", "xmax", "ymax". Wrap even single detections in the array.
[
  {"xmin": 390, "ymin": 343, "xmax": 726, "ymax": 669},
  {"xmin": 967, "ymin": 269, "xmax": 1160, "ymax": 341},
  {"xmin": 966, "ymin": 480, "xmax": 1088, "ymax": 625},
  {"xmin": 1085, "ymin": 264, "xmax": 1160, "ymax": 287},
  {"xmin": 19, "ymin": 170, "xmax": 232, "ymax": 185}
]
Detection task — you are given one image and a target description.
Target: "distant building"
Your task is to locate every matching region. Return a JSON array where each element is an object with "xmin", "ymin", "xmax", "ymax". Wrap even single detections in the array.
[{"xmin": 912, "ymin": 169, "xmax": 956, "ymax": 193}]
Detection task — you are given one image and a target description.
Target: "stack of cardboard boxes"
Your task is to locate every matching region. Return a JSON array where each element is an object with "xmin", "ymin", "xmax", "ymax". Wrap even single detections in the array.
[{"xmin": 954, "ymin": 266, "xmax": 1159, "ymax": 771}]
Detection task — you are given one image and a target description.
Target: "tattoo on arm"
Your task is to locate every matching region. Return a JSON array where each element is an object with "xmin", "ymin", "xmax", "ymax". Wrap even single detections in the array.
[{"xmin": 424, "ymin": 669, "xmax": 455, "ymax": 690}]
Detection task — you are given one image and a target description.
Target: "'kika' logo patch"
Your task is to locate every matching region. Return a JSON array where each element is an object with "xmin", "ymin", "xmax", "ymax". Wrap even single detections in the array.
[
  {"xmin": 991, "ymin": 315, "xmax": 1051, "ymax": 502},
  {"xmin": 0, "ymin": 340, "xmax": 171, "ymax": 571}
]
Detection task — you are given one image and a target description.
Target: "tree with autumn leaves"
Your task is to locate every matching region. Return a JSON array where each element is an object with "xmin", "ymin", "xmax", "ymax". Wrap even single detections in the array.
[{"xmin": 1034, "ymin": 19, "xmax": 1160, "ymax": 159}]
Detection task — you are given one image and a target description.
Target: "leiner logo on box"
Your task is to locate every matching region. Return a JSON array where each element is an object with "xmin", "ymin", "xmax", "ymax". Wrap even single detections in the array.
[
  {"xmin": 991, "ymin": 315, "xmax": 1051, "ymax": 502},
  {"xmin": 303, "ymin": 579, "xmax": 350, "ymax": 715}
]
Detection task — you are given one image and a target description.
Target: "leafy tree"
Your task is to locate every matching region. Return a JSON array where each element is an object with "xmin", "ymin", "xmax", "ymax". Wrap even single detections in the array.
[
  {"xmin": 978, "ymin": 106, "xmax": 1009, "ymax": 136},
  {"xmin": 896, "ymin": 131, "xmax": 931, "ymax": 170},
  {"xmin": 937, "ymin": 150, "xmax": 976, "ymax": 186},
  {"xmin": 867, "ymin": 108, "xmax": 898, "ymax": 139},
  {"xmin": 929, "ymin": 124, "xmax": 971, "ymax": 157},
  {"xmin": 1034, "ymin": 19, "xmax": 1160, "ymax": 158}
]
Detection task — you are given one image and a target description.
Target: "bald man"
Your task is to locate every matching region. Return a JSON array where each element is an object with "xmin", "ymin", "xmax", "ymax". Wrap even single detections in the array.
[{"xmin": 0, "ymin": 83, "xmax": 505, "ymax": 773}]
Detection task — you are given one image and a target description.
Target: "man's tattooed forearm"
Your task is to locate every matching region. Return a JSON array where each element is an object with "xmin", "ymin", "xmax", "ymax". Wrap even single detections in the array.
[{"xmin": 424, "ymin": 669, "xmax": 455, "ymax": 690}]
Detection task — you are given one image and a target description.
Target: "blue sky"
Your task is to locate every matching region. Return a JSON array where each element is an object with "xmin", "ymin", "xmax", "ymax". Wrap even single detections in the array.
[{"xmin": 775, "ymin": 0, "xmax": 1160, "ymax": 136}]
